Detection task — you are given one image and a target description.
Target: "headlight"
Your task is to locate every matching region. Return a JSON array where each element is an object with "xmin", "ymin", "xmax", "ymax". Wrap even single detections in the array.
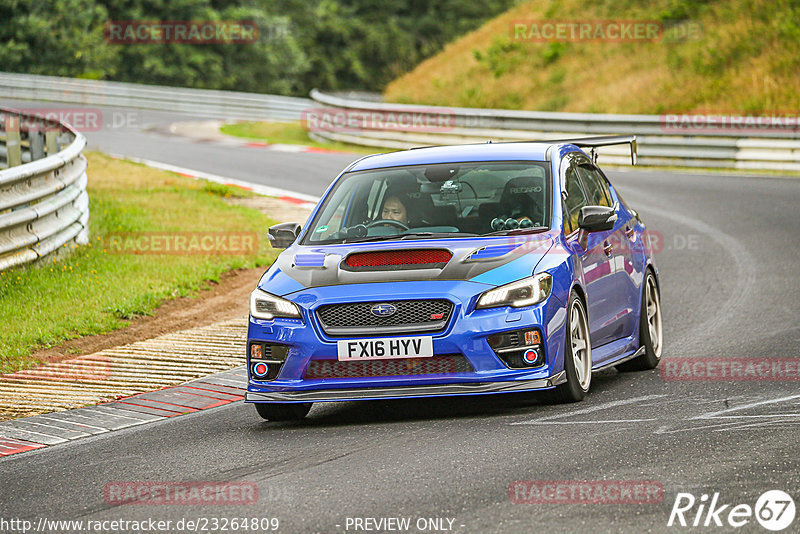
[
  {"xmin": 476, "ymin": 273, "xmax": 552, "ymax": 309},
  {"xmin": 249, "ymin": 288, "xmax": 302, "ymax": 320}
]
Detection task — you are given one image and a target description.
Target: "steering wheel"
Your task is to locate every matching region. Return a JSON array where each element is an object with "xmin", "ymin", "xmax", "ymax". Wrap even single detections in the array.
[{"xmin": 367, "ymin": 219, "xmax": 410, "ymax": 231}]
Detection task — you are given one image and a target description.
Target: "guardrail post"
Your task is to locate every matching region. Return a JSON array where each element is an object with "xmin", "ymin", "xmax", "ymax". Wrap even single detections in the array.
[
  {"xmin": 29, "ymin": 130, "xmax": 45, "ymax": 161},
  {"xmin": 45, "ymin": 130, "xmax": 58, "ymax": 155},
  {"xmin": 4, "ymin": 113, "xmax": 22, "ymax": 167},
  {"xmin": 0, "ymin": 105, "xmax": 89, "ymax": 271}
]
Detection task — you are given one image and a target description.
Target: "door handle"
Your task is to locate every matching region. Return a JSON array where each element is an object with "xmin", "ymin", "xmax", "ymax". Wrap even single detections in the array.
[
  {"xmin": 603, "ymin": 240, "xmax": 613, "ymax": 257},
  {"xmin": 625, "ymin": 225, "xmax": 635, "ymax": 239}
]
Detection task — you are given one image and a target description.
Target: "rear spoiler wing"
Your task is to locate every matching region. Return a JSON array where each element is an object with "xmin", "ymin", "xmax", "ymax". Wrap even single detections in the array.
[{"xmin": 549, "ymin": 135, "xmax": 637, "ymax": 165}]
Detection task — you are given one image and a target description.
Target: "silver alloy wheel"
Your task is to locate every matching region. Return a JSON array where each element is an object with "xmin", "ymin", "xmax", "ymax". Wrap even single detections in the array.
[
  {"xmin": 569, "ymin": 298, "xmax": 592, "ymax": 391},
  {"xmin": 645, "ymin": 275, "xmax": 663, "ymax": 358}
]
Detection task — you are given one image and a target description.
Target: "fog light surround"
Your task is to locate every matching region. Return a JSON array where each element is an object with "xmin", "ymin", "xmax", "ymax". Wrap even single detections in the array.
[
  {"xmin": 487, "ymin": 328, "xmax": 545, "ymax": 369},
  {"xmin": 248, "ymin": 342, "xmax": 290, "ymax": 381}
]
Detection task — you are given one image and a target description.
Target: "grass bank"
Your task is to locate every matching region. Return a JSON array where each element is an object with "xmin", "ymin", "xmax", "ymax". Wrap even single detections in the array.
[
  {"xmin": 384, "ymin": 0, "xmax": 800, "ymax": 114},
  {"xmin": 0, "ymin": 153, "xmax": 278, "ymax": 374}
]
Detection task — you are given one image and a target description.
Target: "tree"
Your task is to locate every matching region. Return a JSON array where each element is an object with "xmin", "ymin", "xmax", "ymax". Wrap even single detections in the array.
[{"xmin": 0, "ymin": 0, "xmax": 118, "ymax": 79}]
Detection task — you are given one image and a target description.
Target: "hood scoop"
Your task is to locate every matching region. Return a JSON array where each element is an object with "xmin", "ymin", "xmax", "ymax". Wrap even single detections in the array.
[
  {"xmin": 293, "ymin": 253, "xmax": 326, "ymax": 269},
  {"xmin": 465, "ymin": 242, "xmax": 522, "ymax": 262},
  {"xmin": 342, "ymin": 249, "xmax": 452, "ymax": 271}
]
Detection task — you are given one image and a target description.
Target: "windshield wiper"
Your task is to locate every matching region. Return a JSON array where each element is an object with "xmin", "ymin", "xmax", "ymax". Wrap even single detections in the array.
[
  {"xmin": 341, "ymin": 234, "xmax": 400, "ymax": 244},
  {"xmin": 481, "ymin": 226, "xmax": 549, "ymax": 237},
  {"xmin": 399, "ymin": 232, "xmax": 478, "ymax": 240},
  {"xmin": 342, "ymin": 231, "xmax": 477, "ymax": 244}
]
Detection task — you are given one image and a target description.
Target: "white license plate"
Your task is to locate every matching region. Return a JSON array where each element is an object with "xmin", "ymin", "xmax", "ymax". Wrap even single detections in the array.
[{"xmin": 337, "ymin": 336, "xmax": 433, "ymax": 361}]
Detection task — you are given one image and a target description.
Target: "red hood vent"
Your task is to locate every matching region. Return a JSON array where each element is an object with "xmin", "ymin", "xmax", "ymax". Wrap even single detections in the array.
[{"xmin": 344, "ymin": 249, "xmax": 452, "ymax": 270}]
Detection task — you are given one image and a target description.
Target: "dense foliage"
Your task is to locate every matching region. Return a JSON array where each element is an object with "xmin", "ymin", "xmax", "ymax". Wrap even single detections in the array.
[{"xmin": 0, "ymin": 0, "xmax": 515, "ymax": 95}]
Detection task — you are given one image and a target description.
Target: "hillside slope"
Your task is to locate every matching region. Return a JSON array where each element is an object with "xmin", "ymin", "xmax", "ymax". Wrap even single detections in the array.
[{"xmin": 384, "ymin": 0, "xmax": 800, "ymax": 114}]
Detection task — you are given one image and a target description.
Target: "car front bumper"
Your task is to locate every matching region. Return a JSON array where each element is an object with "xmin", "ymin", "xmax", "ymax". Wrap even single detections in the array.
[{"xmin": 245, "ymin": 280, "xmax": 568, "ymax": 403}]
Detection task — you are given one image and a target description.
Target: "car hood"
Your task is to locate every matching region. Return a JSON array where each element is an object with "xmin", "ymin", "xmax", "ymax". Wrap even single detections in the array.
[{"xmin": 258, "ymin": 233, "xmax": 556, "ymax": 296}]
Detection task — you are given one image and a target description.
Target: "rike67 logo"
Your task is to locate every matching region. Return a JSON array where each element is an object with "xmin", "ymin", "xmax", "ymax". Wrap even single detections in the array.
[{"xmin": 668, "ymin": 490, "xmax": 795, "ymax": 531}]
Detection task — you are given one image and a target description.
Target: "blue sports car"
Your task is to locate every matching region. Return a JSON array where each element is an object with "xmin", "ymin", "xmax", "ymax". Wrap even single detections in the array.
[{"xmin": 246, "ymin": 136, "xmax": 662, "ymax": 420}]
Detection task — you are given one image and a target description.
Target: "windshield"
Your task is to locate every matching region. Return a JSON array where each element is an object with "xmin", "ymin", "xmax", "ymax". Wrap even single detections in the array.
[{"xmin": 303, "ymin": 160, "xmax": 551, "ymax": 244}]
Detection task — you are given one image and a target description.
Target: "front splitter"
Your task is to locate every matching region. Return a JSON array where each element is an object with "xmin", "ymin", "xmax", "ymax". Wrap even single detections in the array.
[{"xmin": 245, "ymin": 371, "xmax": 566, "ymax": 402}]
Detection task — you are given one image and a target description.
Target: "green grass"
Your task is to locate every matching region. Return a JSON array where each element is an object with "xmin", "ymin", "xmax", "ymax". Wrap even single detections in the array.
[
  {"xmin": 385, "ymin": 0, "xmax": 800, "ymax": 115},
  {"xmin": 220, "ymin": 121, "xmax": 382, "ymax": 155},
  {"xmin": 0, "ymin": 153, "xmax": 279, "ymax": 374},
  {"xmin": 200, "ymin": 180, "xmax": 254, "ymax": 198}
]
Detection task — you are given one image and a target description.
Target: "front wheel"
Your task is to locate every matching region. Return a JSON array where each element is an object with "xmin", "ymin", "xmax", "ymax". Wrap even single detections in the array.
[
  {"xmin": 254, "ymin": 402, "xmax": 312, "ymax": 421},
  {"xmin": 617, "ymin": 270, "xmax": 663, "ymax": 372},
  {"xmin": 542, "ymin": 290, "xmax": 592, "ymax": 403}
]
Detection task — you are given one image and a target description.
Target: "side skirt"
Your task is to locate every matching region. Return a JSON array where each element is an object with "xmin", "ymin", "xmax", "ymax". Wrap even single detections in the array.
[{"xmin": 592, "ymin": 345, "xmax": 645, "ymax": 372}]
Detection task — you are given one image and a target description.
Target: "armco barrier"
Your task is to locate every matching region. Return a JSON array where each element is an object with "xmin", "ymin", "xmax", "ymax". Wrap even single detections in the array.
[
  {"xmin": 2, "ymin": 73, "xmax": 797, "ymax": 172},
  {"xmin": 0, "ymin": 72, "xmax": 311, "ymax": 121},
  {"xmin": 0, "ymin": 108, "xmax": 89, "ymax": 271},
  {"xmin": 308, "ymin": 90, "xmax": 800, "ymax": 171}
]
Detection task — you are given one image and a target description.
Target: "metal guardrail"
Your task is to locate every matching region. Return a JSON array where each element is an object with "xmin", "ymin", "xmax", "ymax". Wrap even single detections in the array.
[
  {"xmin": 5, "ymin": 73, "xmax": 795, "ymax": 172},
  {"xmin": 0, "ymin": 72, "xmax": 312, "ymax": 121},
  {"xmin": 309, "ymin": 90, "xmax": 800, "ymax": 171},
  {"xmin": 0, "ymin": 108, "xmax": 89, "ymax": 271}
]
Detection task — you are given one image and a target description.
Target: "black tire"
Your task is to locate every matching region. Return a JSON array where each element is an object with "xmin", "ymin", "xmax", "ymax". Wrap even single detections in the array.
[
  {"xmin": 254, "ymin": 402, "xmax": 312, "ymax": 421},
  {"xmin": 617, "ymin": 270, "xmax": 663, "ymax": 372},
  {"xmin": 541, "ymin": 290, "xmax": 591, "ymax": 403}
]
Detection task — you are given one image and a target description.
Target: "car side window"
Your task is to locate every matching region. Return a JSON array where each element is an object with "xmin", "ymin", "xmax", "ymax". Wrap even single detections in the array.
[
  {"xmin": 562, "ymin": 201, "xmax": 572, "ymax": 234},
  {"xmin": 563, "ymin": 165, "xmax": 587, "ymax": 234},
  {"xmin": 577, "ymin": 165, "xmax": 613, "ymax": 208}
]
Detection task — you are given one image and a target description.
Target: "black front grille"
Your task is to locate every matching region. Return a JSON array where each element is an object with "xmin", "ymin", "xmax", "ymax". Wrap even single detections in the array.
[
  {"xmin": 316, "ymin": 299, "xmax": 453, "ymax": 336},
  {"xmin": 305, "ymin": 354, "xmax": 473, "ymax": 378}
]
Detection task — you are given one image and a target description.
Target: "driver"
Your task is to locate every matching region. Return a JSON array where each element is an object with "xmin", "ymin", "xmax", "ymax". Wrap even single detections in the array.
[{"xmin": 380, "ymin": 195, "xmax": 410, "ymax": 226}]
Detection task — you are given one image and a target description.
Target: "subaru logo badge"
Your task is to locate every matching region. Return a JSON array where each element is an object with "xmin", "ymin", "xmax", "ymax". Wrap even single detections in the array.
[{"xmin": 371, "ymin": 303, "xmax": 396, "ymax": 317}]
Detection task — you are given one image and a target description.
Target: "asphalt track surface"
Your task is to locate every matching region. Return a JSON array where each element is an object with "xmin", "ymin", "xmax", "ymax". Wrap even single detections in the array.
[{"xmin": 2, "ymin": 101, "xmax": 799, "ymax": 533}]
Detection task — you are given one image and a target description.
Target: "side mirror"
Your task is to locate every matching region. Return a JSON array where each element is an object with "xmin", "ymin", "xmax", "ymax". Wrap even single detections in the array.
[
  {"xmin": 267, "ymin": 222, "xmax": 301, "ymax": 249},
  {"xmin": 578, "ymin": 205, "xmax": 617, "ymax": 232}
]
